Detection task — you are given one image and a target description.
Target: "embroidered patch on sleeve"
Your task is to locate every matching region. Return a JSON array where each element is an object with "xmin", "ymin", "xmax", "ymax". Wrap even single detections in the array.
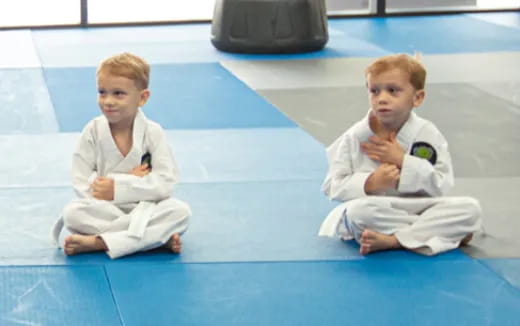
[{"xmin": 410, "ymin": 142, "xmax": 437, "ymax": 165}]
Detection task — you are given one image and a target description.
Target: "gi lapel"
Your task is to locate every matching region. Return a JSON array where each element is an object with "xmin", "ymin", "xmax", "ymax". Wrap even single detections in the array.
[
  {"xmin": 396, "ymin": 112, "xmax": 426, "ymax": 152},
  {"xmin": 98, "ymin": 109, "xmax": 148, "ymax": 175}
]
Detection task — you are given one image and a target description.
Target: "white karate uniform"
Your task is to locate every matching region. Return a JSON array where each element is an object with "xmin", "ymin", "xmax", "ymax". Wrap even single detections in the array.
[
  {"xmin": 319, "ymin": 111, "xmax": 482, "ymax": 255},
  {"xmin": 53, "ymin": 109, "xmax": 191, "ymax": 259}
]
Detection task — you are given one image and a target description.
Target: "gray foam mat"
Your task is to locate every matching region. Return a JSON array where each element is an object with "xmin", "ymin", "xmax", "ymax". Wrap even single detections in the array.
[
  {"xmin": 482, "ymin": 259, "xmax": 520, "ymax": 289},
  {"xmin": 259, "ymin": 83, "xmax": 520, "ymax": 178},
  {"xmin": 454, "ymin": 178, "xmax": 520, "ymax": 259}
]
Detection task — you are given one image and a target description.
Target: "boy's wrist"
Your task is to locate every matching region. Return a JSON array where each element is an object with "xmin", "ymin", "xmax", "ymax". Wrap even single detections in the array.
[{"xmin": 364, "ymin": 174, "xmax": 376, "ymax": 194}]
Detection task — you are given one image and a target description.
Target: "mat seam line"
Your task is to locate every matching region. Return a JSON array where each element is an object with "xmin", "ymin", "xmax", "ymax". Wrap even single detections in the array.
[
  {"xmin": 475, "ymin": 259, "xmax": 520, "ymax": 295},
  {"xmin": 103, "ymin": 265, "xmax": 126, "ymax": 326}
]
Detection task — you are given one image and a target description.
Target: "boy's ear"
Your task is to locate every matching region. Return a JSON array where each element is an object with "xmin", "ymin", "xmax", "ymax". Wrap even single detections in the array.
[
  {"xmin": 139, "ymin": 89, "xmax": 150, "ymax": 106},
  {"xmin": 413, "ymin": 89, "xmax": 425, "ymax": 107}
]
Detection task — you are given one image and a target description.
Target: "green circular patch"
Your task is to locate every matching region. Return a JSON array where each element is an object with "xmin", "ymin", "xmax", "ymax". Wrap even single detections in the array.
[
  {"xmin": 415, "ymin": 147, "xmax": 432, "ymax": 160},
  {"xmin": 410, "ymin": 141, "xmax": 437, "ymax": 165}
]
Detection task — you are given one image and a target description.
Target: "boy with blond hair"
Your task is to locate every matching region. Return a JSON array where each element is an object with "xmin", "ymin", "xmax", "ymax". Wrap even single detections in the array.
[
  {"xmin": 319, "ymin": 54, "xmax": 481, "ymax": 256},
  {"xmin": 53, "ymin": 52, "xmax": 191, "ymax": 259}
]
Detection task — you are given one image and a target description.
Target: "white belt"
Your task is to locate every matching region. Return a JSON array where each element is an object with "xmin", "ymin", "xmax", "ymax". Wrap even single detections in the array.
[
  {"xmin": 127, "ymin": 201, "xmax": 155, "ymax": 239},
  {"xmin": 318, "ymin": 204, "xmax": 347, "ymax": 237}
]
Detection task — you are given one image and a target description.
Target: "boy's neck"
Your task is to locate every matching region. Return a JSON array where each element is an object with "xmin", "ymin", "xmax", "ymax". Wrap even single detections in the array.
[
  {"xmin": 109, "ymin": 120, "xmax": 134, "ymax": 157},
  {"xmin": 109, "ymin": 115, "xmax": 136, "ymax": 134},
  {"xmin": 369, "ymin": 112, "xmax": 407, "ymax": 138},
  {"xmin": 109, "ymin": 121, "xmax": 134, "ymax": 136}
]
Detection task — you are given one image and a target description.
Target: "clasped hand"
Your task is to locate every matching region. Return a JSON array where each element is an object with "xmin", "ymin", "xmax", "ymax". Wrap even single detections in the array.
[
  {"xmin": 364, "ymin": 163, "xmax": 400, "ymax": 194},
  {"xmin": 90, "ymin": 177, "xmax": 114, "ymax": 200},
  {"xmin": 361, "ymin": 131, "xmax": 405, "ymax": 194},
  {"xmin": 90, "ymin": 163, "xmax": 150, "ymax": 200}
]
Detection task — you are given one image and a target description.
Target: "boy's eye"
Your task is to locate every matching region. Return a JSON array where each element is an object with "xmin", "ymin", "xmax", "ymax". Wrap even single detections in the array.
[
  {"xmin": 369, "ymin": 88, "xmax": 379, "ymax": 95},
  {"xmin": 98, "ymin": 89, "xmax": 106, "ymax": 95},
  {"xmin": 114, "ymin": 91, "xmax": 126, "ymax": 96},
  {"xmin": 388, "ymin": 87, "xmax": 400, "ymax": 94}
]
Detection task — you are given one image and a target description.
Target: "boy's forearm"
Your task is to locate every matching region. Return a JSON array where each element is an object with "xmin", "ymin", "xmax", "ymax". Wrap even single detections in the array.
[
  {"xmin": 398, "ymin": 155, "xmax": 453, "ymax": 196},
  {"xmin": 325, "ymin": 172, "xmax": 371, "ymax": 201},
  {"xmin": 110, "ymin": 172, "xmax": 175, "ymax": 204}
]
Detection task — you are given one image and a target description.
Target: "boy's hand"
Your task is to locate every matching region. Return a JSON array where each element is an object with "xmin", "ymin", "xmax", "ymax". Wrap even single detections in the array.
[
  {"xmin": 91, "ymin": 177, "xmax": 114, "ymax": 200},
  {"xmin": 361, "ymin": 132, "xmax": 405, "ymax": 167},
  {"xmin": 129, "ymin": 164, "xmax": 150, "ymax": 177},
  {"xmin": 368, "ymin": 112, "xmax": 383, "ymax": 135},
  {"xmin": 364, "ymin": 163, "xmax": 400, "ymax": 194}
]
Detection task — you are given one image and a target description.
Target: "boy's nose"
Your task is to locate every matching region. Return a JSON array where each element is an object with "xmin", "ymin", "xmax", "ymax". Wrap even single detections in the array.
[
  {"xmin": 377, "ymin": 95, "xmax": 389, "ymax": 104},
  {"xmin": 103, "ymin": 97, "xmax": 115, "ymax": 106},
  {"xmin": 377, "ymin": 91, "xmax": 390, "ymax": 103}
]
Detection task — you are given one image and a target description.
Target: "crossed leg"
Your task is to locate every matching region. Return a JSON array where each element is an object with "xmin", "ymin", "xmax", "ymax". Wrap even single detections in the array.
[{"xmin": 64, "ymin": 234, "xmax": 108, "ymax": 256}]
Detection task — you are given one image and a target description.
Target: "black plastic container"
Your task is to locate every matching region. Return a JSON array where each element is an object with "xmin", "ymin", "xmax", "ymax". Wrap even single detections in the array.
[{"xmin": 211, "ymin": 0, "xmax": 329, "ymax": 54}]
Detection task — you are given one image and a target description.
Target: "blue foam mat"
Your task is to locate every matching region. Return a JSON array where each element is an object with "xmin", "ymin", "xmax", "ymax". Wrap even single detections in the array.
[
  {"xmin": 43, "ymin": 63, "xmax": 295, "ymax": 132},
  {"xmin": 482, "ymin": 259, "xmax": 520, "ymax": 290},
  {"xmin": 173, "ymin": 128, "xmax": 326, "ymax": 184},
  {"xmin": 330, "ymin": 13, "xmax": 520, "ymax": 54},
  {"xmin": 0, "ymin": 68, "xmax": 58, "ymax": 134},
  {"xmin": 0, "ymin": 265, "xmax": 121, "ymax": 326},
  {"xmin": 0, "ymin": 180, "xmax": 469, "ymax": 266},
  {"xmin": 106, "ymin": 259, "xmax": 520, "ymax": 326},
  {"xmin": 173, "ymin": 180, "xmax": 469, "ymax": 263},
  {"xmin": 31, "ymin": 22, "xmax": 388, "ymax": 67},
  {"xmin": 32, "ymin": 24, "xmax": 230, "ymax": 66}
]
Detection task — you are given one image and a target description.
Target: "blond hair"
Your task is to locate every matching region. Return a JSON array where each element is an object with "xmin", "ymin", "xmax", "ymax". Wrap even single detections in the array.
[
  {"xmin": 97, "ymin": 52, "xmax": 150, "ymax": 90},
  {"xmin": 365, "ymin": 53, "xmax": 426, "ymax": 90}
]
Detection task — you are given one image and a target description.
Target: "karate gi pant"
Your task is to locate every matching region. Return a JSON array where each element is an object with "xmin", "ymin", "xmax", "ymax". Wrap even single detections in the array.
[
  {"xmin": 62, "ymin": 198, "xmax": 191, "ymax": 259},
  {"xmin": 323, "ymin": 196, "xmax": 482, "ymax": 256}
]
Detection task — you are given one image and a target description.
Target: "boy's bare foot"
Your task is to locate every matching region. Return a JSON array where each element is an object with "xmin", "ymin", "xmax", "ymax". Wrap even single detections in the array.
[
  {"xmin": 64, "ymin": 234, "xmax": 107, "ymax": 256},
  {"xmin": 165, "ymin": 233, "xmax": 182, "ymax": 254},
  {"xmin": 360, "ymin": 229, "xmax": 402, "ymax": 255},
  {"xmin": 460, "ymin": 233, "xmax": 473, "ymax": 246}
]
